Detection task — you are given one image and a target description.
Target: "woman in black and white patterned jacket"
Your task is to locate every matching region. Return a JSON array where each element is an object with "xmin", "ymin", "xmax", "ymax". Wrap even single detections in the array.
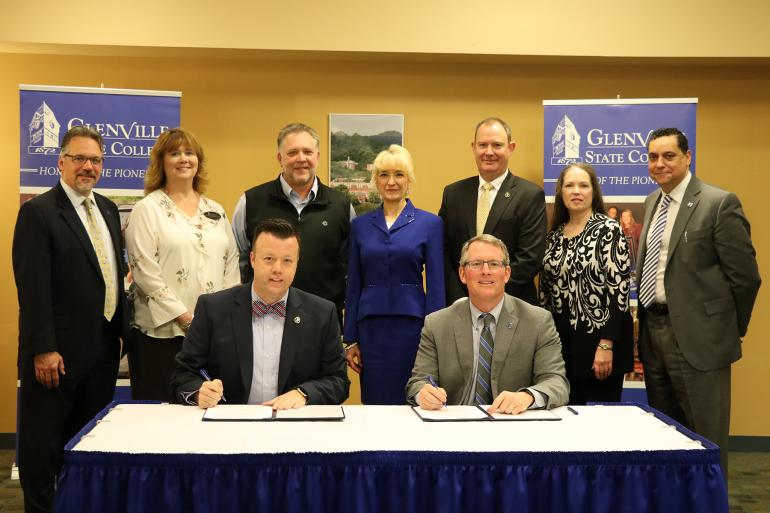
[{"xmin": 539, "ymin": 163, "xmax": 633, "ymax": 405}]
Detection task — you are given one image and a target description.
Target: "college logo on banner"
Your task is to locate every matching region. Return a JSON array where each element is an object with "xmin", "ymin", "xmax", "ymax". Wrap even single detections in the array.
[
  {"xmin": 543, "ymin": 99, "xmax": 697, "ymax": 199},
  {"xmin": 20, "ymin": 85, "xmax": 181, "ymax": 195}
]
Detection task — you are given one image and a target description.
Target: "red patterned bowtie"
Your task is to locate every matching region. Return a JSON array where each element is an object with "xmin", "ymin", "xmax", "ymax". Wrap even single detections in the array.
[{"xmin": 252, "ymin": 299, "xmax": 286, "ymax": 318}]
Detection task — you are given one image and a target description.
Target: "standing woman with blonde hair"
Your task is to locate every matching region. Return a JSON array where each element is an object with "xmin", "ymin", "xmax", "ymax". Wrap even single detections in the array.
[
  {"xmin": 539, "ymin": 163, "xmax": 633, "ymax": 404},
  {"xmin": 344, "ymin": 145, "xmax": 445, "ymax": 404},
  {"xmin": 125, "ymin": 128, "xmax": 239, "ymax": 400}
]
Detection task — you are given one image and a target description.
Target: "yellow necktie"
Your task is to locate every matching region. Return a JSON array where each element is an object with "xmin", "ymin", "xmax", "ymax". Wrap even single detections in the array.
[
  {"xmin": 83, "ymin": 198, "xmax": 116, "ymax": 321},
  {"xmin": 476, "ymin": 182, "xmax": 494, "ymax": 236}
]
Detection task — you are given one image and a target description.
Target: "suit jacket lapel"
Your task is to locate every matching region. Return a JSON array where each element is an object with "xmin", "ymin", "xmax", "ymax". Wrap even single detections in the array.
[
  {"xmin": 667, "ymin": 177, "xmax": 701, "ymax": 259},
  {"xmin": 388, "ymin": 199, "xmax": 416, "ymax": 233},
  {"xmin": 232, "ymin": 285, "xmax": 255, "ymax": 395},
  {"xmin": 95, "ymin": 194, "xmax": 125, "ymax": 277},
  {"xmin": 636, "ymin": 191, "xmax": 661, "ymax": 275},
  {"xmin": 54, "ymin": 184, "xmax": 101, "ymax": 275},
  {"xmin": 485, "ymin": 172, "xmax": 514, "ymax": 233},
  {"xmin": 276, "ymin": 288, "xmax": 302, "ymax": 394},
  {"xmin": 369, "ymin": 207, "xmax": 390, "ymax": 236},
  {"xmin": 491, "ymin": 295, "xmax": 517, "ymax": 396},
  {"xmin": 461, "ymin": 178, "xmax": 478, "ymax": 238},
  {"xmin": 452, "ymin": 301, "xmax": 474, "ymax": 396}
]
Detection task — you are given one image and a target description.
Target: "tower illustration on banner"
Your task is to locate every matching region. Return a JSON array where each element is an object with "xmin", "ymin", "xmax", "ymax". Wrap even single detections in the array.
[
  {"xmin": 551, "ymin": 115, "xmax": 581, "ymax": 165},
  {"xmin": 28, "ymin": 102, "xmax": 61, "ymax": 155}
]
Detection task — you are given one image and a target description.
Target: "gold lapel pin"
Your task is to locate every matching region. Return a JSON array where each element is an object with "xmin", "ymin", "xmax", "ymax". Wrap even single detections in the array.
[
  {"xmin": 504, "ymin": 192, "xmax": 511, "ymax": 198},
  {"xmin": 294, "ymin": 316, "xmax": 301, "ymax": 324}
]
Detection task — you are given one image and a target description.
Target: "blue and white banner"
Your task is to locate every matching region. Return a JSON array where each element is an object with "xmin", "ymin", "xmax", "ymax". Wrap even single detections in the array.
[
  {"xmin": 543, "ymin": 98, "xmax": 697, "ymax": 200},
  {"xmin": 19, "ymin": 85, "xmax": 181, "ymax": 196}
]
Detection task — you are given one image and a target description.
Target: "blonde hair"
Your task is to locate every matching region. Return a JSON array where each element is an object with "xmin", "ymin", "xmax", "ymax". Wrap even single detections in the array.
[{"xmin": 371, "ymin": 144, "xmax": 416, "ymax": 187}]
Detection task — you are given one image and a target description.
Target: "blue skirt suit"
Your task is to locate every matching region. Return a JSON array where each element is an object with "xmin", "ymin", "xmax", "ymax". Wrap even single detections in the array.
[{"xmin": 344, "ymin": 200, "xmax": 445, "ymax": 404}]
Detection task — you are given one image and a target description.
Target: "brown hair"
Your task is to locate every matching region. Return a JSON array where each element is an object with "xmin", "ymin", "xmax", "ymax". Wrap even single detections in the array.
[
  {"xmin": 550, "ymin": 162, "xmax": 607, "ymax": 231},
  {"xmin": 144, "ymin": 128, "xmax": 208, "ymax": 195}
]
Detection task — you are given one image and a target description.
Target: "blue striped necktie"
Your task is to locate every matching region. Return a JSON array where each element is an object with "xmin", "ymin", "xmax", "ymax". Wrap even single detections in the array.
[
  {"xmin": 475, "ymin": 313, "xmax": 494, "ymax": 405},
  {"xmin": 639, "ymin": 194, "xmax": 673, "ymax": 307}
]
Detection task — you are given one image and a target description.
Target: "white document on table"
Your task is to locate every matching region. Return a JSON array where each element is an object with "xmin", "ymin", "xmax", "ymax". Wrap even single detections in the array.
[
  {"xmin": 202, "ymin": 405, "xmax": 274, "ymax": 421},
  {"xmin": 202, "ymin": 405, "xmax": 346, "ymax": 421},
  {"xmin": 411, "ymin": 405, "xmax": 491, "ymax": 422},
  {"xmin": 481, "ymin": 407, "xmax": 561, "ymax": 421},
  {"xmin": 275, "ymin": 405, "xmax": 345, "ymax": 421}
]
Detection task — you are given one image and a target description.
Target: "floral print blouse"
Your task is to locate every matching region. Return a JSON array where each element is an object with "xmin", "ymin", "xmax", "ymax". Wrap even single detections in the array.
[{"xmin": 125, "ymin": 189, "xmax": 239, "ymax": 339}]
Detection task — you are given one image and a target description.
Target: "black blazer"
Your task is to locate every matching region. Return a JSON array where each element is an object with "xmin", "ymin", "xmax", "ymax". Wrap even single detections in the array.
[
  {"xmin": 13, "ymin": 183, "xmax": 126, "ymax": 379},
  {"xmin": 438, "ymin": 172, "xmax": 546, "ymax": 305},
  {"xmin": 171, "ymin": 284, "xmax": 350, "ymax": 405}
]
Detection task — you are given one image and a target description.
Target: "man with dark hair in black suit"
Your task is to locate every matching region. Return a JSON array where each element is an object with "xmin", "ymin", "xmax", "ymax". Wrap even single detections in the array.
[{"xmin": 171, "ymin": 218, "xmax": 349, "ymax": 408}]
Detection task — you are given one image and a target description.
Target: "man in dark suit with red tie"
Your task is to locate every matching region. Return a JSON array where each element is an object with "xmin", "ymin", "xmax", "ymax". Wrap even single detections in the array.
[
  {"xmin": 439, "ymin": 117, "xmax": 546, "ymax": 305},
  {"xmin": 13, "ymin": 126, "xmax": 126, "ymax": 513}
]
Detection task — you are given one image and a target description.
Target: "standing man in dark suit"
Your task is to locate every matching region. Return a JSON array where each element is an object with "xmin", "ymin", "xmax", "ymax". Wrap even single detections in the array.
[
  {"xmin": 637, "ymin": 128, "xmax": 760, "ymax": 474},
  {"xmin": 13, "ymin": 126, "xmax": 126, "ymax": 513},
  {"xmin": 171, "ymin": 218, "xmax": 350, "ymax": 408},
  {"xmin": 439, "ymin": 117, "xmax": 546, "ymax": 305},
  {"xmin": 231, "ymin": 123, "xmax": 354, "ymax": 326}
]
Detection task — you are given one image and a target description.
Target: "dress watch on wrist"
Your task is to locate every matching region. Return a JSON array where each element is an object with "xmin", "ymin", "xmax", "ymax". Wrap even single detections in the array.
[
  {"xmin": 597, "ymin": 343, "xmax": 613, "ymax": 350},
  {"xmin": 295, "ymin": 387, "xmax": 309, "ymax": 404}
]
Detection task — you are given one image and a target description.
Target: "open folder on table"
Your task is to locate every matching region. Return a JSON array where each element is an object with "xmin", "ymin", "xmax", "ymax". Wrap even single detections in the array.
[
  {"xmin": 411, "ymin": 405, "xmax": 560, "ymax": 422},
  {"xmin": 202, "ymin": 405, "xmax": 345, "ymax": 422}
]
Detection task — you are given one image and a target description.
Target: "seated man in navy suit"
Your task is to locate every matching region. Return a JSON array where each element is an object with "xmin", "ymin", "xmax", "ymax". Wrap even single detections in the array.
[{"xmin": 171, "ymin": 218, "xmax": 350, "ymax": 408}]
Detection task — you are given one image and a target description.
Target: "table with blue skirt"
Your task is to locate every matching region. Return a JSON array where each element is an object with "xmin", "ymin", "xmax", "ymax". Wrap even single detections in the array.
[{"xmin": 56, "ymin": 402, "xmax": 728, "ymax": 513}]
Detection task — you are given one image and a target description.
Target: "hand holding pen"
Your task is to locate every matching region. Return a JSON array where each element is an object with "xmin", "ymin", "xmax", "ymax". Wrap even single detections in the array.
[
  {"xmin": 418, "ymin": 375, "xmax": 447, "ymax": 410},
  {"xmin": 197, "ymin": 369, "xmax": 226, "ymax": 409}
]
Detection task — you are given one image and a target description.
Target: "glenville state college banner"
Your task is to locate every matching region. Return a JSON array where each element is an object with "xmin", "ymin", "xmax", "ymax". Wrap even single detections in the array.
[
  {"xmin": 19, "ymin": 84, "xmax": 181, "ymax": 198},
  {"xmin": 543, "ymin": 98, "xmax": 697, "ymax": 201}
]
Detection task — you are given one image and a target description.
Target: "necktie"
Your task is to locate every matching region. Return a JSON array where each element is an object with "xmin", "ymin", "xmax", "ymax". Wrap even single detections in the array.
[
  {"xmin": 476, "ymin": 182, "xmax": 494, "ymax": 236},
  {"xmin": 638, "ymin": 194, "xmax": 673, "ymax": 308},
  {"xmin": 475, "ymin": 313, "xmax": 494, "ymax": 405},
  {"xmin": 252, "ymin": 299, "xmax": 286, "ymax": 319},
  {"xmin": 83, "ymin": 198, "xmax": 116, "ymax": 321}
]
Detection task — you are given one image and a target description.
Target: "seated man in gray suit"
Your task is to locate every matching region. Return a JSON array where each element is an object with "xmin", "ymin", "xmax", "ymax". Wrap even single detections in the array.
[
  {"xmin": 171, "ymin": 218, "xmax": 350, "ymax": 408},
  {"xmin": 406, "ymin": 234, "xmax": 569, "ymax": 413}
]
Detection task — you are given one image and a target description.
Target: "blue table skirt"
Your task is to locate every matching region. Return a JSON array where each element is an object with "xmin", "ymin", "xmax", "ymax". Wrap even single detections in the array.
[
  {"xmin": 55, "ymin": 402, "xmax": 728, "ymax": 513},
  {"xmin": 57, "ymin": 447, "xmax": 727, "ymax": 513}
]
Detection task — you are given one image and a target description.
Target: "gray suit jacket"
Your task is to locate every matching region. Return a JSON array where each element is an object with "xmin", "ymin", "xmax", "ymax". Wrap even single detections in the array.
[
  {"xmin": 636, "ymin": 175, "xmax": 761, "ymax": 371},
  {"xmin": 406, "ymin": 294, "xmax": 569, "ymax": 408}
]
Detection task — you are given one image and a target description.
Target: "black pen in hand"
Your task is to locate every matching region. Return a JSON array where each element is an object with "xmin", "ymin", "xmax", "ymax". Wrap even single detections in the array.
[
  {"xmin": 199, "ymin": 369, "xmax": 227, "ymax": 403},
  {"xmin": 425, "ymin": 375, "xmax": 447, "ymax": 407}
]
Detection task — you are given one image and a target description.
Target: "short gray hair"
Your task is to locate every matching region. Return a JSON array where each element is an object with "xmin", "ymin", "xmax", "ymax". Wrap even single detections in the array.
[
  {"xmin": 277, "ymin": 123, "xmax": 320, "ymax": 150},
  {"xmin": 459, "ymin": 234, "xmax": 510, "ymax": 266}
]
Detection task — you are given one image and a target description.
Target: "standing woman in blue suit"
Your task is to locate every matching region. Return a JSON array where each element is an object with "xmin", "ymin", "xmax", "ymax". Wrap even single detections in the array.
[{"xmin": 344, "ymin": 145, "xmax": 445, "ymax": 404}]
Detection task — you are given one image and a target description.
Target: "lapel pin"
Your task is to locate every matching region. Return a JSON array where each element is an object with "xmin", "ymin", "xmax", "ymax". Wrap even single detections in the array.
[
  {"xmin": 507, "ymin": 322, "xmax": 513, "ymax": 329},
  {"xmin": 294, "ymin": 316, "xmax": 301, "ymax": 324},
  {"xmin": 687, "ymin": 202, "xmax": 693, "ymax": 208},
  {"xmin": 322, "ymin": 220, "xmax": 328, "ymax": 226},
  {"xmin": 504, "ymin": 192, "xmax": 511, "ymax": 198}
]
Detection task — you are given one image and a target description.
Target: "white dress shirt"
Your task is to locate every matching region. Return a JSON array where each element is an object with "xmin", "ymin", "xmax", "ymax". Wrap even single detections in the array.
[
  {"xmin": 247, "ymin": 290, "xmax": 289, "ymax": 404},
  {"xmin": 647, "ymin": 171, "xmax": 692, "ymax": 304},
  {"xmin": 477, "ymin": 170, "xmax": 509, "ymax": 207},
  {"xmin": 59, "ymin": 179, "xmax": 119, "ymax": 306}
]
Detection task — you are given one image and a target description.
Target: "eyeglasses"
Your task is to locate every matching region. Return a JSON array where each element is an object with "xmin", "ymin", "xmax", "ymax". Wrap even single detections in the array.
[
  {"xmin": 64, "ymin": 154, "xmax": 104, "ymax": 166},
  {"xmin": 463, "ymin": 260, "xmax": 507, "ymax": 271}
]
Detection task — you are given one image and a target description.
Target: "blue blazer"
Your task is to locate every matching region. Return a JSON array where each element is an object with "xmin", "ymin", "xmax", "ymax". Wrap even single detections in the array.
[{"xmin": 344, "ymin": 199, "xmax": 445, "ymax": 342}]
